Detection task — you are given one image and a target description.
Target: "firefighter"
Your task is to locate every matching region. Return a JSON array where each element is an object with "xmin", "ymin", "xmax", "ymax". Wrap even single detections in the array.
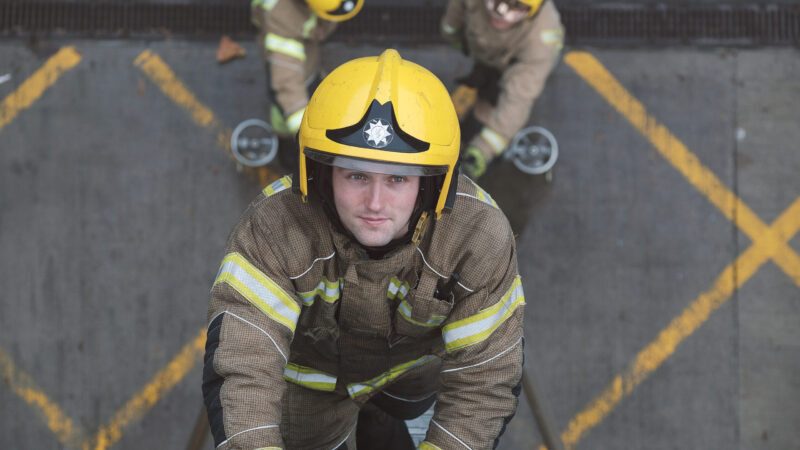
[
  {"xmin": 442, "ymin": 0, "xmax": 564, "ymax": 178},
  {"xmin": 203, "ymin": 49, "xmax": 526, "ymax": 449},
  {"xmin": 250, "ymin": 0, "xmax": 363, "ymax": 169}
]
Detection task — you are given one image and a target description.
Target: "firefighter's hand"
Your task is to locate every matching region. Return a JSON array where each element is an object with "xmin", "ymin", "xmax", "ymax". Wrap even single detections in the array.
[{"xmin": 462, "ymin": 145, "xmax": 488, "ymax": 179}]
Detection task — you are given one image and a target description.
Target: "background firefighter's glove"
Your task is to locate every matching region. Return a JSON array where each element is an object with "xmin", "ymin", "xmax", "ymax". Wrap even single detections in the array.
[{"xmin": 462, "ymin": 145, "xmax": 488, "ymax": 179}]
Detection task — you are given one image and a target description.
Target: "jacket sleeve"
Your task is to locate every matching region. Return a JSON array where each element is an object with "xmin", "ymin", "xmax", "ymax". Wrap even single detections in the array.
[
  {"xmin": 470, "ymin": 1, "xmax": 564, "ymax": 157},
  {"xmin": 257, "ymin": 0, "xmax": 320, "ymax": 132},
  {"xmin": 203, "ymin": 198, "xmax": 300, "ymax": 449},
  {"xmin": 420, "ymin": 228, "xmax": 526, "ymax": 449},
  {"xmin": 440, "ymin": 0, "xmax": 466, "ymax": 50}
]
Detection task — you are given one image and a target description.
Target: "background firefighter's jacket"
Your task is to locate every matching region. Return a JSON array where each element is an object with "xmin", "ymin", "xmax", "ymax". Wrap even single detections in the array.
[
  {"xmin": 203, "ymin": 174, "xmax": 526, "ymax": 449},
  {"xmin": 441, "ymin": 0, "xmax": 564, "ymax": 158},
  {"xmin": 251, "ymin": 0, "xmax": 336, "ymax": 133}
]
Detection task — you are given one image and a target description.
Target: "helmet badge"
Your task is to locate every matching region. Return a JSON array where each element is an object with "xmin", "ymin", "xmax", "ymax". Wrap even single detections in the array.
[{"xmin": 363, "ymin": 118, "xmax": 394, "ymax": 148}]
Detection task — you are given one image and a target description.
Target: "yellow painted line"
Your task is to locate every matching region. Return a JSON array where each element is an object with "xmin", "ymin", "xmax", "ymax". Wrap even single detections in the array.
[
  {"xmin": 752, "ymin": 195, "xmax": 800, "ymax": 286},
  {"xmin": 134, "ymin": 49, "xmax": 230, "ymax": 150},
  {"xmin": 564, "ymin": 51, "xmax": 800, "ymax": 289},
  {"xmin": 90, "ymin": 328, "xmax": 206, "ymax": 450},
  {"xmin": 134, "ymin": 49, "xmax": 280, "ymax": 185},
  {"xmin": 0, "ymin": 46, "xmax": 81, "ymax": 132},
  {"xmin": 542, "ymin": 50, "xmax": 800, "ymax": 449},
  {"xmin": 554, "ymin": 196, "xmax": 800, "ymax": 449},
  {"xmin": 0, "ymin": 346, "xmax": 88, "ymax": 449}
]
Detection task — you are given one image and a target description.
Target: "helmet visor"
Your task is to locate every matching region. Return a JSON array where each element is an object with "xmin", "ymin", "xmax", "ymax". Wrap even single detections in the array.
[{"xmin": 305, "ymin": 148, "xmax": 448, "ymax": 177}]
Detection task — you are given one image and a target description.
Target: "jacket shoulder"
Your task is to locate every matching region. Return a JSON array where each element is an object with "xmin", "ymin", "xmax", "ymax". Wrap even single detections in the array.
[
  {"xmin": 264, "ymin": 0, "xmax": 311, "ymax": 37},
  {"xmin": 229, "ymin": 175, "xmax": 333, "ymax": 278},
  {"xmin": 423, "ymin": 175, "xmax": 516, "ymax": 286}
]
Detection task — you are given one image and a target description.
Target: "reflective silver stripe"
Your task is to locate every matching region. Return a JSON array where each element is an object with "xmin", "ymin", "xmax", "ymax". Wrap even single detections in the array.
[
  {"xmin": 265, "ymin": 33, "xmax": 306, "ymax": 60},
  {"xmin": 301, "ymin": 13, "xmax": 318, "ymax": 38},
  {"xmin": 442, "ymin": 277, "xmax": 524, "ymax": 352},
  {"xmin": 398, "ymin": 300, "xmax": 445, "ymax": 327},
  {"xmin": 479, "ymin": 126, "xmax": 507, "ymax": 154},
  {"xmin": 442, "ymin": 23, "xmax": 456, "ymax": 34},
  {"xmin": 262, "ymin": 175, "xmax": 292, "ymax": 197},
  {"xmin": 283, "ymin": 363, "xmax": 337, "ymax": 391},
  {"xmin": 285, "ymin": 107, "xmax": 305, "ymax": 134},
  {"xmin": 347, "ymin": 355, "xmax": 437, "ymax": 398},
  {"xmin": 387, "ymin": 277, "xmax": 409, "ymax": 300},
  {"xmin": 297, "ymin": 277, "xmax": 342, "ymax": 306},
  {"xmin": 214, "ymin": 252, "xmax": 300, "ymax": 332}
]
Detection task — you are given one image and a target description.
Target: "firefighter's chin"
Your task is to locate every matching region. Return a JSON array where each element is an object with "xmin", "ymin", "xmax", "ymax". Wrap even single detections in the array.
[{"xmin": 489, "ymin": 15, "xmax": 518, "ymax": 30}]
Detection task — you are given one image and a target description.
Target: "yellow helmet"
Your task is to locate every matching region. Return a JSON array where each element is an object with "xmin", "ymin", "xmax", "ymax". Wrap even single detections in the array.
[
  {"xmin": 307, "ymin": 0, "xmax": 363, "ymax": 22},
  {"xmin": 518, "ymin": 0, "xmax": 545, "ymax": 17},
  {"xmin": 298, "ymin": 49, "xmax": 460, "ymax": 219},
  {"xmin": 494, "ymin": 0, "xmax": 544, "ymax": 17}
]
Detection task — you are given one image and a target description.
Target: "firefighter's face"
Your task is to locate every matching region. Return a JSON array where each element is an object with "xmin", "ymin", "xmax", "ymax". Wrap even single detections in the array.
[
  {"xmin": 485, "ymin": 0, "xmax": 529, "ymax": 30},
  {"xmin": 332, "ymin": 166, "xmax": 420, "ymax": 247}
]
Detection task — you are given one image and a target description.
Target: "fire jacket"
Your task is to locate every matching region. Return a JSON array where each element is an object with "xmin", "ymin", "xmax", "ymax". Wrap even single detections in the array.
[
  {"xmin": 203, "ymin": 174, "xmax": 526, "ymax": 449},
  {"xmin": 441, "ymin": 0, "xmax": 564, "ymax": 159},
  {"xmin": 251, "ymin": 0, "xmax": 337, "ymax": 134}
]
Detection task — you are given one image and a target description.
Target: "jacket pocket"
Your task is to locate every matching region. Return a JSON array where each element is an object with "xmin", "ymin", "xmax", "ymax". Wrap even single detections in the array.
[{"xmin": 393, "ymin": 271, "xmax": 454, "ymax": 338}]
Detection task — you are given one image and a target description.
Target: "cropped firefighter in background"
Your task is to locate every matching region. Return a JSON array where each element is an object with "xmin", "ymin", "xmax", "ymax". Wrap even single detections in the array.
[
  {"xmin": 441, "ymin": 0, "xmax": 564, "ymax": 179},
  {"xmin": 203, "ymin": 49, "xmax": 526, "ymax": 449},
  {"xmin": 251, "ymin": 0, "xmax": 363, "ymax": 169}
]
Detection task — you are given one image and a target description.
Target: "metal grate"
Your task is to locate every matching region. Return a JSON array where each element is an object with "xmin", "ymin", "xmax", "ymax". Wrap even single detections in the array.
[{"xmin": 0, "ymin": 2, "xmax": 798, "ymax": 46}]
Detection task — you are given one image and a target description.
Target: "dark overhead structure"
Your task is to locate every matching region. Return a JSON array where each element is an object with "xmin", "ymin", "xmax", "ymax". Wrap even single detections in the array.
[{"xmin": 0, "ymin": 2, "xmax": 798, "ymax": 46}]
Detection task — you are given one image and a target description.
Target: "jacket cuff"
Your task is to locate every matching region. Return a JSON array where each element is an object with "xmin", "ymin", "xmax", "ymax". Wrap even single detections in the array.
[
  {"xmin": 421, "ymin": 419, "xmax": 472, "ymax": 450},
  {"xmin": 218, "ymin": 425, "xmax": 283, "ymax": 449}
]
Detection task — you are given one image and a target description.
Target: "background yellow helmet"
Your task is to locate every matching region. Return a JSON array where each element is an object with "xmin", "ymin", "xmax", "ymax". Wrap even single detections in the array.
[
  {"xmin": 307, "ymin": 0, "xmax": 363, "ymax": 22},
  {"xmin": 499, "ymin": 0, "xmax": 544, "ymax": 17},
  {"xmin": 519, "ymin": 0, "xmax": 545, "ymax": 17},
  {"xmin": 298, "ymin": 49, "xmax": 460, "ymax": 219}
]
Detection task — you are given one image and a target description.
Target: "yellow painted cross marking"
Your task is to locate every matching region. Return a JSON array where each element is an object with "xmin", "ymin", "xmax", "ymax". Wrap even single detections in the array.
[
  {"xmin": 134, "ymin": 49, "xmax": 280, "ymax": 187},
  {"xmin": 542, "ymin": 51, "xmax": 800, "ymax": 449},
  {"xmin": 134, "ymin": 49, "xmax": 231, "ymax": 151},
  {"xmin": 0, "ymin": 46, "xmax": 81, "ymax": 132},
  {"xmin": 91, "ymin": 329, "xmax": 206, "ymax": 450},
  {"xmin": 1, "ymin": 46, "xmax": 218, "ymax": 449},
  {"xmin": 0, "ymin": 329, "xmax": 206, "ymax": 450},
  {"xmin": 0, "ymin": 347, "xmax": 89, "ymax": 449}
]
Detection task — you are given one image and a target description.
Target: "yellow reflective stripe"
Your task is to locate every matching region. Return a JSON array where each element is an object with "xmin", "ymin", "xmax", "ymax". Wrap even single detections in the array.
[
  {"xmin": 214, "ymin": 252, "xmax": 300, "ymax": 332},
  {"xmin": 265, "ymin": 33, "xmax": 306, "ymax": 61},
  {"xmin": 302, "ymin": 13, "xmax": 318, "ymax": 38},
  {"xmin": 258, "ymin": 0, "xmax": 278, "ymax": 10},
  {"xmin": 347, "ymin": 355, "xmax": 437, "ymax": 398},
  {"xmin": 398, "ymin": 300, "xmax": 445, "ymax": 327},
  {"xmin": 479, "ymin": 126, "xmax": 507, "ymax": 154},
  {"xmin": 283, "ymin": 362, "xmax": 337, "ymax": 391},
  {"xmin": 285, "ymin": 107, "xmax": 305, "ymax": 134},
  {"xmin": 297, "ymin": 277, "xmax": 342, "ymax": 306},
  {"xmin": 387, "ymin": 276, "xmax": 410, "ymax": 300},
  {"xmin": 418, "ymin": 442, "xmax": 442, "ymax": 450},
  {"xmin": 262, "ymin": 175, "xmax": 292, "ymax": 197},
  {"xmin": 442, "ymin": 276, "xmax": 524, "ymax": 352},
  {"xmin": 468, "ymin": 178, "xmax": 498, "ymax": 208},
  {"xmin": 540, "ymin": 28, "xmax": 564, "ymax": 50},
  {"xmin": 476, "ymin": 186, "xmax": 498, "ymax": 208}
]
